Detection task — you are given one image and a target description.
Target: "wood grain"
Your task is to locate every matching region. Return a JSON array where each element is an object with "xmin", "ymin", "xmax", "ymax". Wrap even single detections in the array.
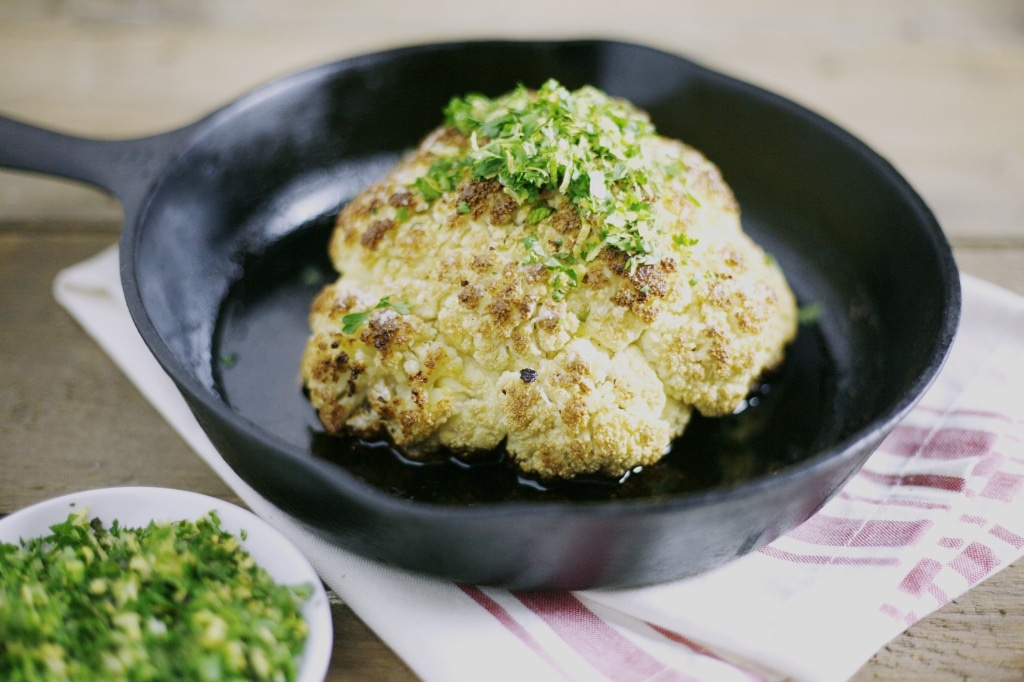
[
  {"xmin": 0, "ymin": 228, "xmax": 237, "ymax": 510},
  {"xmin": 1, "ymin": 0, "xmax": 1022, "ymax": 238},
  {"xmin": 2, "ymin": 2, "xmax": 1023, "ymax": 679}
]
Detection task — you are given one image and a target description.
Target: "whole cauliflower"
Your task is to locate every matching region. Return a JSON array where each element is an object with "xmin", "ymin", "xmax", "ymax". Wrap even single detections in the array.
[{"xmin": 301, "ymin": 80, "xmax": 797, "ymax": 479}]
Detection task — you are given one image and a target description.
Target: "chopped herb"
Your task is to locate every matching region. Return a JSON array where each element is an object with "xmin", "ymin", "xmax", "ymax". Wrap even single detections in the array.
[
  {"xmin": 522, "ymin": 234, "xmax": 580, "ymax": 301},
  {"xmin": 456, "ymin": 200, "xmax": 471, "ymax": 214},
  {"xmin": 341, "ymin": 311, "xmax": 372, "ymax": 335},
  {"xmin": 386, "ymin": 297, "xmax": 412, "ymax": 315},
  {"xmin": 522, "ymin": 233, "xmax": 543, "ymax": 259},
  {"xmin": 414, "ymin": 177, "xmax": 442, "ymax": 202},
  {"xmin": 413, "ymin": 156, "xmax": 463, "ymax": 202},
  {"xmin": 664, "ymin": 159, "xmax": 687, "ymax": 178},
  {"xmin": 798, "ymin": 302, "xmax": 823, "ymax": 324},
  {"xmin": 673, "ymin": 233, "xmax": 699, "ymax": 248},
  {"xmin": 341, "ymin": 295, "xmax": 411, "ymax": 334},
  {"xmin": 412, "ymin": 79, "xmax": 693, "ymax": 284},
  {"xmin": 218, "ymin": 353, "xmax": 238, "ymax": 369},
  {"xmin": 0, "ymin": 510, "xmax": 311, "ymax": 682},
  {"xmin": 395, "ymin": 206, "xmax": 410, "ymax": 222},
  {"xmin": 527, "ymin": 205, "xmax": 553, "ymax": 225}
]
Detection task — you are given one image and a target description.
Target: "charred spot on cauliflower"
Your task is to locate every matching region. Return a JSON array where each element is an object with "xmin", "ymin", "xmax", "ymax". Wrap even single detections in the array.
[{"xmin": 301, "ymin": 79, "xmax": 798, "ymax": 479}]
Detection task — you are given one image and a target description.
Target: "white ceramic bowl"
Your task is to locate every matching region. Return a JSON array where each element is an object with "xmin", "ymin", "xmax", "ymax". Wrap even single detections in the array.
[{"xmin": 0, "ymin": 486, "xmax": 333, "ymax": 682}]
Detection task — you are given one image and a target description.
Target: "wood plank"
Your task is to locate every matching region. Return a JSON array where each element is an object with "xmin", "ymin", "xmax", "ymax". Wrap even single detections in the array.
[
  {"xmin": 856, "ymin": 559, "xmax": 1024, "ymax": 681},
  {"xmin": 0, "ymin": 229, "xmax": 240, "ymax": 513},
  {"xmin": 2, "ymin": 0, "xmax": 1023, "ymax": 672},
  {"xmin": 328, "ymin": 603, "xmax": 416, "ymax": 682},
  {"xmin": 954, "ymin": 242, "xmax": 1024, "ymax": 295},
  {"xmin": 1, "ymin": 0, "xmax": 1022, "ymax": 237},
  {"xmin": 4, "ymin": 229, "xmax": 1024, "ymax": 680},
  {"xmin": 853, "ymin": 244, "xmax": 1024, "ymax": 680},
  {"xmin": 0, "ymin": 227, "xmax": 416, "ymax": 681}
]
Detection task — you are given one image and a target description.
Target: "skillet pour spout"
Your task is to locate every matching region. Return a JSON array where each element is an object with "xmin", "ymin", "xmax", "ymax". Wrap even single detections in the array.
[{"xmin": 0, "ymin": 40, "xmax": 960, "ymax": 589}]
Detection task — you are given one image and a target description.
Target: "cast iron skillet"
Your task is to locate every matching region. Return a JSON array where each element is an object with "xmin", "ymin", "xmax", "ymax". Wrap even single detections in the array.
[{"xmin": 0, "ymin": 40, "xmax": 959, "ymax": 589}]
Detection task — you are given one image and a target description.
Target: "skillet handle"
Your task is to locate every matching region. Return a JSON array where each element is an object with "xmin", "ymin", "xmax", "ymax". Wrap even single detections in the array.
[{"xmin": 0, "ymin": 113, "xmax": 193, "ymax": 221}]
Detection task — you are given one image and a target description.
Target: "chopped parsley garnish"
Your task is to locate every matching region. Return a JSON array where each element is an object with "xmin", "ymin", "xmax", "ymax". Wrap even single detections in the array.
[
  {"xmin": 798, "ymin": 302, "xmax": 823, "ymax": 324},
  {"xmin": 341, "ymin": 295, "xmax": 411, "ymax": 334},
  {"xmin": 0, "ymin": 510, "xmax": 312, "ymax": 682},
  {"xmin": 414, "ymin": 155, "xmax": 463, "ymax": 202},
  {"xmin": 526, "ymin": 205, "xmax": 553, "ymax": 225},
  {"xmin": 414, "ymin": 79, "xmax": 695, "ymax": 278},
  {"xmin": 522, "ymin": 234, "xmax": 580, "ymax": 301}
]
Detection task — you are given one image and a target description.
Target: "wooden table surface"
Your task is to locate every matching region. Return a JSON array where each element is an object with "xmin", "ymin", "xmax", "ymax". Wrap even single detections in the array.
[{"xmin": 2, "ymin": 1, "xmax": 1022, "ymax": 679}]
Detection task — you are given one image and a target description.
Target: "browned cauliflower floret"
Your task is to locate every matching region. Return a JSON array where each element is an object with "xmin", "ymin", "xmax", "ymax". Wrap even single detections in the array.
[{"xmin": 301, "ymin": 80, "xmax": 797, "ymax": 479}]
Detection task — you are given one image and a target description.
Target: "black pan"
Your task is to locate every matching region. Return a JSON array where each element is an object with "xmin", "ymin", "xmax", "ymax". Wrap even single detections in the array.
[{"xmin": 0, "ymin": 40, "xmax": 959, "ymax": 589}]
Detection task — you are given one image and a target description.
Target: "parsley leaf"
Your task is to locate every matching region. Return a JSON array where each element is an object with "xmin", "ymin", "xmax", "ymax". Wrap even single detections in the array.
[
  {"xmin": 341, "ymin": 296, "xmax": 411, "ymax": 334},
  {"xmin": 341, "ymin": 310, "xmax": 372, "ymax": 335},
  {"xmin": 523, "ymin": 234, "xmax": 580, "ymax": 300},
  {"xmin": 527, "ymin": 205, "xmax": 553, "ymax": 224},
  {"xmin": 439, "ymin": 79, "xmax": 676, "ymax": 275},
  {"xmin": 412, "ymin": 79, "xmax": 705, "ymax": 298},
  {"xmin": 798, "ymin": 302, "xmax": 823, "ymax": 324}
]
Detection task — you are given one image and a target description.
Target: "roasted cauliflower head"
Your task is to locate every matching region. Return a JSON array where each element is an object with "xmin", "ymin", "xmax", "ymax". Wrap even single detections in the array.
[{"xmin": 301, "ymin": 79, "xmax": 798, "ymax": 479}]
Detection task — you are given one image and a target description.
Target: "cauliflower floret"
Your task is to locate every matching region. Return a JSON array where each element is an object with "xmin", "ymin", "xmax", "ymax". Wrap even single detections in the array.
[{"xmin": 301, "ymin": 81, "xmax": 797, "ymax": 479}]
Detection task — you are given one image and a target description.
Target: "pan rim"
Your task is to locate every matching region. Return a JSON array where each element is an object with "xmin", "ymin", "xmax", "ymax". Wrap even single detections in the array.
[{"xmin": 118, "ymin": 37, "xmax": 962, "ymax": 522}]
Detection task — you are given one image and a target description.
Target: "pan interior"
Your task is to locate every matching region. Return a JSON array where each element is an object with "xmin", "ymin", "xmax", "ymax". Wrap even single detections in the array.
[
  {"xmin": 210, "ymin": 191, "xmax": 841, "ymax": 504},
  {"xmin": 129, "ymin": 41, "xmax": 947, "ymax": 509}
]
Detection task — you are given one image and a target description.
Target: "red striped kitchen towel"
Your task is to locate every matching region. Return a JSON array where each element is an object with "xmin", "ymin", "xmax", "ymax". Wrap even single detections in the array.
[{"xmin": 55, "ymin": 246, "xmax": 1024, "ymax": 682}]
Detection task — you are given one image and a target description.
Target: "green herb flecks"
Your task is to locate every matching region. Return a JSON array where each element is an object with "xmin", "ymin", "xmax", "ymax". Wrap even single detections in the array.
[
  {"xmin": 526, "ymin": 205, "xmax": 553, "ymax": 225},
  {"xmin": 673, "ymin": 233, "xmax": 699, "ymax": 248},
  {"xmin": 341, "ymin": 296, "xmax": 412, "ymax": 334},
  {"xmin": 0, "ymin": 510, "xmax": 312, "ymax": 682},
  {"xmin": 414, "ymin": 155, "xmax": 463, "ymax": 202},
  {"xmin": 522, "ymin": 234, "xmax": 580, "ymax": 301},
  {"xmin": 798, "ymin": 302, "xmax": 823, "ymax": 324},
  {"xmin": 418, "ymin": 79, "xmax": 684, "ymax": 277}
]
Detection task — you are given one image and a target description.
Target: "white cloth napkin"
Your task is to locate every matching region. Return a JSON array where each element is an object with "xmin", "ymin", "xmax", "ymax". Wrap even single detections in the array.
[{"xmin": 54, "ymin": 244, "xmax": 1024, "ymax": 682}]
